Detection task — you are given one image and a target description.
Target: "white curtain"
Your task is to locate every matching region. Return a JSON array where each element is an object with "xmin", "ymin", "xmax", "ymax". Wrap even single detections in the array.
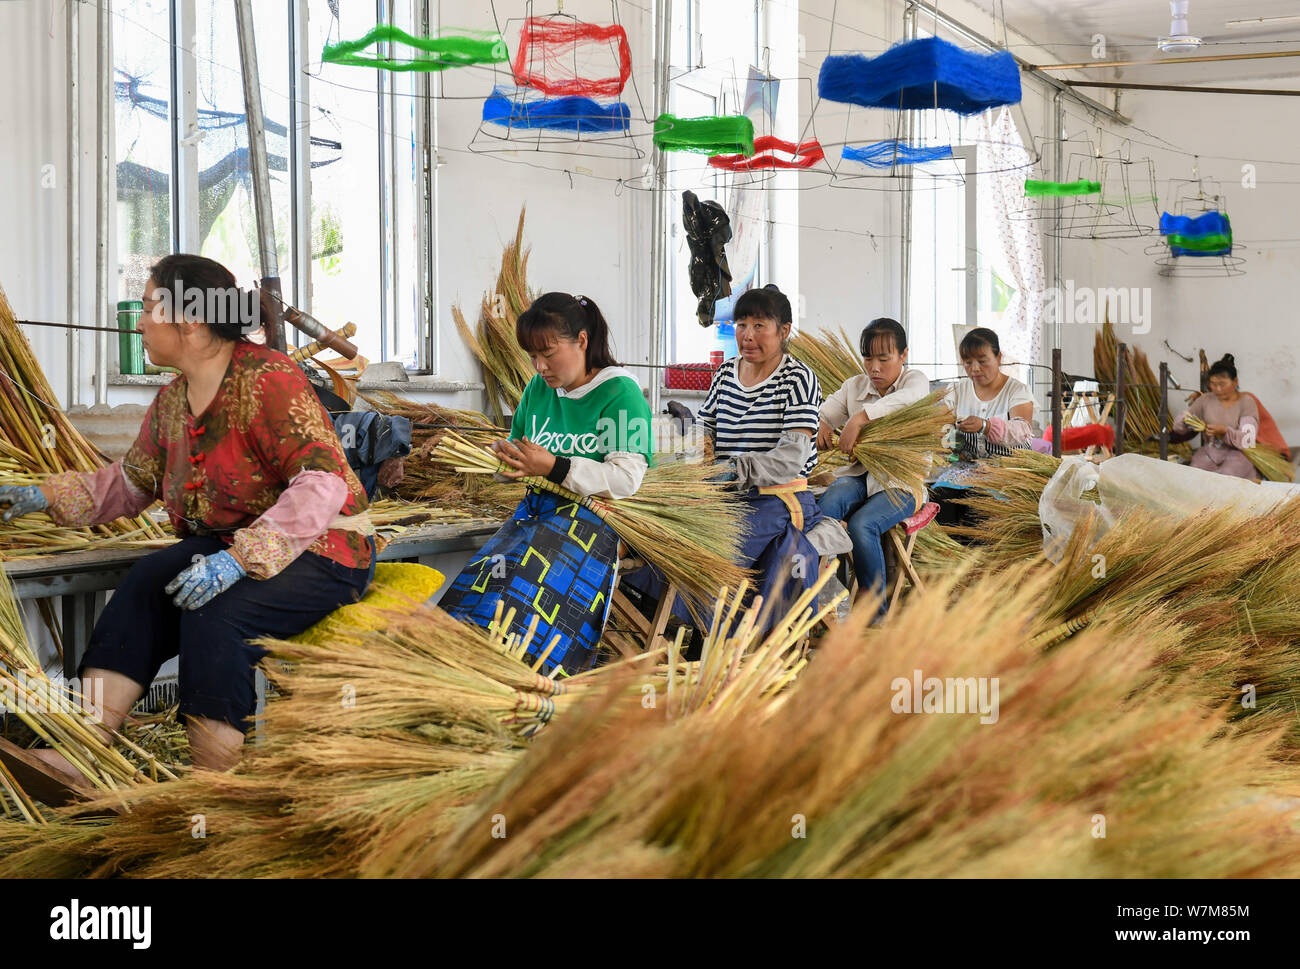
[{"xmin": 977, "ymin": 108, "xmax": 1045, "ymax": 386}]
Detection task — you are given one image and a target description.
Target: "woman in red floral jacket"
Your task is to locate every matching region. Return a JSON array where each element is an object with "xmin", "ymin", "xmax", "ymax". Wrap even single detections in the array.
[{"xmin": 0, "ymin": 255, "xmax": 375, "ymax": 775}]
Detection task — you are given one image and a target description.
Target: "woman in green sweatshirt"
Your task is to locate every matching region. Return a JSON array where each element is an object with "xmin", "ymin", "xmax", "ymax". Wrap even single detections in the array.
[{"xmin": 440, "ymin": 292, "xmax": 653, "ymax": 674}]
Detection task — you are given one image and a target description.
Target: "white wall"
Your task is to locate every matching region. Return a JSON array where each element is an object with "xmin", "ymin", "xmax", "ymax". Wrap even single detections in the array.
[
  {"xmin": 0, "ymin": 0, "xmax": 101, "ymax": 409},
  {"xmin": 1054, "ymin": 78, "xmax": 1300, "ymax": 444},
  {"xmin": 796, "ymin": 0, "xmax": 902, "ymax": 336}
]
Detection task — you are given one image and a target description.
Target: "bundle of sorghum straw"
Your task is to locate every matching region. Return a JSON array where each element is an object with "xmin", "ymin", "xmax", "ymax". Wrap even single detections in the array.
[
  {"xmin": 848, "ymin": 390, "xmax": 954, "ymax": 507},
  {"xmin": 431, "ymin": 432, "xmax": 751, "ymax": 617},
  {"xmin": 1094, "ymin": 315, "xmax": 1161, "ymax": 446},
  {"xmin": 941, "ymin": 451, "xmax": 1061, "ymax": 563},
  {"xmin": 365, "ymin": 497, "xmax": 474, "ymax": 531},
  {"xmin": 0, "ymin": 566, "xmax": 837, "ymax": 876},
  {"xmin": 406, "ymin": 565, "xmax": 1300, "ymax": 878},
  {"xmin": 360, "ymin": 392, "xmax": 504, "ymax": 450},
  {"xmin": 0, "ymin": 565, "xmax": 178, "ymax": 820},
  {"xmin": 377, "ymin": 570, "xmax": 843, "ymax": 877},
  {"xmin": 11, "ymin": 527, "xmax": 1300, "ymax": 878},
  {"xmin": 0, "ymin": 580, "xmax": 555, "ymax": 874},
  {"xmin": 397, "ymin": 447, "xmax": 524, "ymax": 518},
  {"xmin": 1183, "ymin": 413, "xmax": 1294, "ymax": 482},
  {"xmin": 1038, "ymin": 496, "xmax": 1300, "ymax": 747},
  {"xmin": 788, "ymin": 327, "xmax": 863, "ymax": 395},
  {"xmin": 453, "ymin": 208, "xmax": 536, "ymax": 422},
  {"xmin": 0, "ymin": 285, "xmax": 169, "ymax": 553}
]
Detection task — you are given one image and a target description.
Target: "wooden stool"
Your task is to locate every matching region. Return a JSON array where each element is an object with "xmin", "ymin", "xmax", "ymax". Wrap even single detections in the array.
[
  {"xmin": 609, "ymin": 557, "xmax": 681, "ymax": 654},
  {"xmin": 831, "ymin": 501, "xmax": 941, "ymax": 613},
  {"xmin": 887, "ymin": 501, "xmax": 941, "ymax": 611}
]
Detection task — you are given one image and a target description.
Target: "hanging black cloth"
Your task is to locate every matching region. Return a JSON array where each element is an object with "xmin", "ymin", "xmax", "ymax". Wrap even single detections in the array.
[{"xmin": 682, "ymin": 190, "xmax": 733, "ymax": 327}]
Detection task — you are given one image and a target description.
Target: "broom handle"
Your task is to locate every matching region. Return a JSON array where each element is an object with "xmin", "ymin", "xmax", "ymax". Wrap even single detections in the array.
[
  {"xmin": 290, "ymin": 321, "xmax": 358, "ymax": 362},
  {"xmin": 279, "ymin": 304, "xmax": 359, "ymax": 359}
]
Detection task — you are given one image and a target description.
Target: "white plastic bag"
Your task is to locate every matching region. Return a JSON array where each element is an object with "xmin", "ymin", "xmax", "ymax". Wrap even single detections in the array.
[{"xmin": 1038, "ymin": 453, "xmax": 1300, "ymax": 562}]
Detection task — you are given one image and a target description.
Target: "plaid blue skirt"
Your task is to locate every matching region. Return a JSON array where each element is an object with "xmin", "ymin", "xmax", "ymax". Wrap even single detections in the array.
[{"xmin": 441, "ymin": 489, "xmax": 619, "ymax": 675}]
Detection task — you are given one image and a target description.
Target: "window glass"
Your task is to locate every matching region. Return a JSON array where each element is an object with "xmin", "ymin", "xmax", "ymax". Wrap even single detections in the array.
[
  {"xmin": 193, "ymin": 0, "xmax": 293, "ymax": 296},
  {"xmin": 114, "ymin": 0, "xmax": 174, "ymax": 302}
]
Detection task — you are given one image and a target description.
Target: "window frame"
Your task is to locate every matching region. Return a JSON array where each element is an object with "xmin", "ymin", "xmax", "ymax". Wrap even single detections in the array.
[
  {"xmin": 663, "ymin": 0, "xmax": 775, "ymax": 368},
  {"xmin": 117, "ymin": 0, "xmax": 437, "ymax": 372},
  {"xmin": 904, "ymin": 146, "xmax": 979, "ymax": 382}
]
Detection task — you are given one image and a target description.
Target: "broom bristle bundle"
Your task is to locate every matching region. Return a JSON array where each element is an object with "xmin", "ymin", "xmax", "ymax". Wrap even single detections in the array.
[
  {"xmin": 848, "ymin": 390, "xmax": 954, "ymax": 508},
  {"xmin": 788, "ymin": 327, "xmax": 863, "ymax": 395},
  {"xmin": 0, "ymin": 282, "xmax": 170, "ymax": 554}
]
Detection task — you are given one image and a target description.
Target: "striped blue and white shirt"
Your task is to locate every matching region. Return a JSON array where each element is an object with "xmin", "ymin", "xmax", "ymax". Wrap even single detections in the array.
[{"xmin": 696, "ymin": 355, "xmax": 823, "ymax": 479}]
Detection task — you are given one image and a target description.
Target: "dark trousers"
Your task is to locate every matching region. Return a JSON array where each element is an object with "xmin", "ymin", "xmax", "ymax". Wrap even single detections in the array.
[{"xmin": 79, "ymin": 536, "xmax": 374, "ymax": 732}]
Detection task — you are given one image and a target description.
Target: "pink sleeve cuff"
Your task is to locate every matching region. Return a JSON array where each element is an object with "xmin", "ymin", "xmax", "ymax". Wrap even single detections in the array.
[
  {"xmin": 45, "ymin": 462, "xmax": 154, "ymax": 527},
  {"xmin": 231, "ymin": 470, "xmax": 349, "ymax": 579},
  {"xmin": 986, "ymin": 416, "xmax": 1033, "ymax": 446},
  {"xmin": 1225, "ymin": 417, "xmax": 1259, "ymax": 451}
]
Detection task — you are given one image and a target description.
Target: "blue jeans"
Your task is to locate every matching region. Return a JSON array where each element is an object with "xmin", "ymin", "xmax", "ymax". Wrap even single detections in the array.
[{"xmin": 818, "ymin": 476, "xmax": 915, "ymax": 614}]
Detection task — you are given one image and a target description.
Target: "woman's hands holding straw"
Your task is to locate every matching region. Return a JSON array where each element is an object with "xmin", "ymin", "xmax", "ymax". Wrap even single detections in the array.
[
  {"xmin": 838, "ymin": 410, "xmax": 870, "ymax": 455},
  {"xmin": 494, "ymin": 438, "xmax": 557, "ymax": 480},
  {"xmin": 1182, "ymin": 413, "xmax": 1225, "ymax": 438},
  {"xmin": 816, "ymin": 420, "xmax": 835, "ymax": 451}
]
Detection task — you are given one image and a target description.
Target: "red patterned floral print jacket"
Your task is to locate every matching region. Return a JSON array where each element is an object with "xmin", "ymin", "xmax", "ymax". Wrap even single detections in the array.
[{"xmin": 45, "ymin": 341, "xmax": 373, "ymax": 577}]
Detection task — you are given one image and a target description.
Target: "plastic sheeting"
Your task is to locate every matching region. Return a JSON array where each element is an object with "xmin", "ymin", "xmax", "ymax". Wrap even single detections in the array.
[{"xmin": 1039, "ymin": 453, "xmax": 1300, "ymax": 562}]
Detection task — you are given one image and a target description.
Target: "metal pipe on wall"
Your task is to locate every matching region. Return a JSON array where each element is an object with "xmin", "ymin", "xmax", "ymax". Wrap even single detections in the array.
[
  {"xmin": 420, "ymin": 0, "xmax": 438, "ymax": 374},
  {"xmin": 1030, "ymin": 49, "xmax": 1300, "ymax": 73},
  {"xmin": 375, "ymin": 0, "xmax": 390, "ymax": 362},
  {"xmin": 646, "ymin": 0, "xmax": 672, "ymax": 416},
  {"xmin": 898, "ymin": 4, "xmax": 916, "ymax": 327},
  {"xmin": 288, "ymin": 0, "xmax": 309, "ymax": 318},
  {"xmin": 1065, "ymin": 79, "xmax": 1300, "ymax": 98},
  {"xmin": 1052, "ymin": 91, "xmax": 1064, "ymax": 354},
  {"xmin": 1051, "ymin": 348, "xmax": 1062, "ymax": 458},
  {"xmin": 1159, "ymin": 361, "xmax": 1170, "ymax": 462},
  {"xmin": 233, "ymin": 0, "xmax": 285, "ymax": 352},
  {"xmin": 1115, "ymin": 342, "xmax": 1127, "ymax": 455},
  {"xmin": 66, "ymin": 1, "xmax": 80, "ymax": 408},
  {"xmin": 94, "ymin": 0, "xmax": 112, "ymax": 405}
]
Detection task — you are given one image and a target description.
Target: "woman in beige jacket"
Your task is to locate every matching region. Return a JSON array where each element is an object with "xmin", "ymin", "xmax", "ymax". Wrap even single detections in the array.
[{"xmin": 816, "ymin": 318, "xmax": 930, "ymax": 617}]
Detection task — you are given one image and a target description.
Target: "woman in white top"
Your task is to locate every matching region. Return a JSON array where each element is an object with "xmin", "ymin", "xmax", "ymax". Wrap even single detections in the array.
[
  {"xmin": 950, "ymin": 327, "xmax": 1035, "ymax": 459},
  {"xmin": 934, "ymin": 327, "xmax": 1037, "ymax": 533}
]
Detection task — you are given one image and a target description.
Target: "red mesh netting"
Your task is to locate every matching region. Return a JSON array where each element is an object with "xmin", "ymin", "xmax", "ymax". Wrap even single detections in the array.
[
  {"xmin": 511, "ymin": 17, "xmax": 632, "ymax": 98},
  {"xmin": 708, "ymin": 136, "xmax": 826, "ymax": 172}
]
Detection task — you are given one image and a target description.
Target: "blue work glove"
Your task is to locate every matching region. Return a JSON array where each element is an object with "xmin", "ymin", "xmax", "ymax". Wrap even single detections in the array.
[
  {"xmin": 0, "ymin": 485, "xmax": 48, "ymax": 522},
  {"xmin": 705, "ymin": 460, "xmax": 739, "ymax": 485},
  {"xmin": 164, "ymin": 550, "xmax": 246, "ymax": 610}
]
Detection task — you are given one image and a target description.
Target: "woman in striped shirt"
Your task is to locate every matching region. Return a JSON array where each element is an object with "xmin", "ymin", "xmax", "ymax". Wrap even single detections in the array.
[{"xmin": 696, "ymin": 285, "xmax": 831, "ymax": 618}]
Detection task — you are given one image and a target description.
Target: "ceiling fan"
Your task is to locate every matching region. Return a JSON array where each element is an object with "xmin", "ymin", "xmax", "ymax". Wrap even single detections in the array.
[
  {"xmin": 1157, "ymin": 1, "xmax": 1300, "ymax": 53},
  {"xmin": 1157, "ymin": 1, "xmax": 1201, "ymax": 52}
]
